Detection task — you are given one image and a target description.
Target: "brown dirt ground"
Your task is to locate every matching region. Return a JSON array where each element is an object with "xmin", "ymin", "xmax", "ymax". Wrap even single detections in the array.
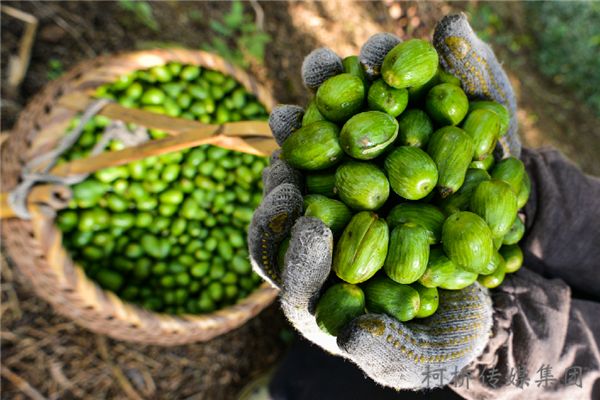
[{"xmin": 1, "ymin": 1, "xmax": 599, "ymax": 399}]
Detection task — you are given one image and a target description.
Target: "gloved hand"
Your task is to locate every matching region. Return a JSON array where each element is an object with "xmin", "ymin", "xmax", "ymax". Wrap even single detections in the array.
[{"xmin": 249, "ymin": 13, "xmax": 520, "ymax": 390}]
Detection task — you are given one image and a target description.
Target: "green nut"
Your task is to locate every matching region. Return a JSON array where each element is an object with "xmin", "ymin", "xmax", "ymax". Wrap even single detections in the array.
[
  {"xmin": 315, "ymin": 283, "xmax": 365, "ymax": 336},
  {"xmin": 384, "ymin": 146, "xmax": 438, "ymax": 200},
  {"xmin": 384, "ymin": 223, "xmax": 430, "ymax": 284},
  {"xmin": 469, "ymin": 154, "xmax": 495, "ymax": 171},
  {"xmin": 478, "ymin": 254, "xmax": 506, "ymax": 289},
  {"xmin": 396, "ymin": 109, "xmax": 434, "ymax": 148},
  {"xmin": 381, "ymin": 39, "xmax": 439, "ymax": 89},
  {"xmin": 516, "ymin": 172, "xmax": 531, "ymax": 209},
  {"xmin": 461, "ymin": 109, "xmax": 500, "ymax": 160},
  {"xmin": 427, "ymin": 126, "xmax": 474, "ymax": 197},
  {"xmin": 363, "ymin": 275, "xmax": 420, "ymax": 322},
  {"xmin": 339, "ymin": 111, "xmax": 398, "ymax": 160},
  {"xmin": 468, "ymin": 100, "xmax": 510, "ymax": 137},
  {"xmin": 490, "ymin": 156, "xmax": 525, "ymax": 193},
  {"xmin": 500, "ymin": 244, "xmax": 523, "ymax": 273},
  {"xmin": 333, "ymin": 212, "xmax": 389, "ymax": 284},
  {"xmin": 276, "ymin": 236, "xmax": 291, "ymax": 271},
  {"xmin": 386, "ymin": 202, "xmax": 445, "ymax": 244},
  {"xmin": 442, "ymin": 211, "xmax": 494, "ymax": 273},
  {"xmin": 316, "ymin": 73, "xmax": 365, "ymax": 122},
  {"xmin": 470, "ymin": 180, "xmax": 518, "ymax": 238},
  {"xmin": 436, "ymin": 168, "xmax": 491, "ymax": 215},
  {"xmin": 302, "ymin": 99, "xmax": 326, "ymax": 126},
  {"xmin": 411, "ymin": 283, "xmax": 439, "ymax": 318},
  {"xmin": 436, "ymin": 69, "xmax": 461, "ymax": 86},
  {"xmin": 342, "ymin": 55, "xmax": 368, "ymax": 84},
  {"xmin": 480, "ymin": 250, "xmax": 505, "ymax": 275},
  {"xmin": 334, "ymin": 161, "xmax": 389, "ymax": 210},
  {"xmin": 304, "ymin": 194, "xmax": 352, "ymax": 234},
  {"xmin": 418, "ymin": 247, "xmax": 478, "ymax": 290},
  {"xmin": 425, "ymin": 83, "xmax": 469, "ymax": 126},
  {"xmin": 305, "ymin": 170, "xmax": 336, "ymax": 197},
  {"xmin": 281, "ymin": 121, "xmax": 342, "ymax": 170},
  {"xmin": 367, "ymin": 79, "xmax": 408, "ymax": 117}
]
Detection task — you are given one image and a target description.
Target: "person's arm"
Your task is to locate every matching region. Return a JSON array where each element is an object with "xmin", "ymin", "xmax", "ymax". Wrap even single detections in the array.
[
  {"xmin": 521, "ymin": 147, "xmax": 600, "ymax": 300},
  {"xmin": 452, "ymin": 148, "xmax": 600, "ymax": 399}
]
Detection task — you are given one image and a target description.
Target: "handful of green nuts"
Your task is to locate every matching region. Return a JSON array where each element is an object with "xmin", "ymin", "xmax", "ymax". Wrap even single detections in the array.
[
  {"xmin": 278, "ymin": 40, "xmax": 528, "ymax": 336},
  {"xmin": 56, "ymin": 63, "xmax": 269, "ymax": 315}
]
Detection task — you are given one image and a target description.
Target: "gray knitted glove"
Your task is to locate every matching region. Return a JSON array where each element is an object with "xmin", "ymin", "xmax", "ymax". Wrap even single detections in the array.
[
  {"xmin": 433, "ymin": 13, "xmax": 520, "ymax": 158},
  {"xmin": 249, "ymin": 14, "xmax": 522, "ymax": 390},
  {"xmin": 250, "ymin": 154, "xmax": 493, "ymax": 388}
]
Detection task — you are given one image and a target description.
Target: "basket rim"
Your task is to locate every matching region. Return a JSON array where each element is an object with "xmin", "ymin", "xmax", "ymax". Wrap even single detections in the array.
[{"xmin": 1, "ymin": 48, "xmax": 279, "ymax": 345}]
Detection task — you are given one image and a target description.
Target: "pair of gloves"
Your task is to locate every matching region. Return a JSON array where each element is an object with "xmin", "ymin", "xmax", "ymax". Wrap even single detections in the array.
[{"xmin": 249, "ymin": 14, "xmax": 520, "ymax": 390}]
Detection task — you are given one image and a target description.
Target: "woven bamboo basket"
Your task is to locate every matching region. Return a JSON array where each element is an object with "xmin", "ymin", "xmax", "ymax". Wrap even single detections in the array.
[{"xmin": 1, "ymin": 49, "xmax": 280, "ymax": 345}]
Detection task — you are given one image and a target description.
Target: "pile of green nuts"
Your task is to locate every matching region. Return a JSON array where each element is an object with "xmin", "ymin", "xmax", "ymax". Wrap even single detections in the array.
[
  {"xmin": 278, "ymin": 40, "xmax": 529, "ymax": 336},
  {"xmin": 56, "ymin": 63, "xmax": 269, "ymax": 315}
]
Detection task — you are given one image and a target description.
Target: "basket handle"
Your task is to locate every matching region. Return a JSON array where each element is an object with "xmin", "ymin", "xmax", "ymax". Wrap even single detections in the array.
[
  {"xmin": 1, "ymin": 92, "xmax": 276, "ymax": 219},
  {"xmin": 58, "ymin": 91, "xmax": 273, "ymax": 139},
  {"xmin": 0, "ymin": 184, "xmax": 71, "ymax": 219},
  {"xmin": 50, "ymin": 91, "xmax": 275, "ymax": 177},
  {"xmin": 50, "ymin": 122, "xmax": 274, "ymax": 177}
]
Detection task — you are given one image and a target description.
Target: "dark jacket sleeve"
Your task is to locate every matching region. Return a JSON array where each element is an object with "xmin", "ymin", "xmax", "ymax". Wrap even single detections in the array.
[{"xmin": 452, "ymin": 148, "xmax": 600, "ymax": 400}]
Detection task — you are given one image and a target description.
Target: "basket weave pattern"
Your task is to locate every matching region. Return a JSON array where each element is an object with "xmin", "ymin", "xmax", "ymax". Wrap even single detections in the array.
[{"xmin": 1, "ymin": 49, "xmax": 278, "ymax": 345}]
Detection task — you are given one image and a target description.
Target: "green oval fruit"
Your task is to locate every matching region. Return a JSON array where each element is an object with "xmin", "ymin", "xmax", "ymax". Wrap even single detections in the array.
[
  {"xmin": 470, "ymin": 180, "xmax": 518, "ymax": 238},
  {"xmin": 281, "ymin": 121, "xmax": 342, "ymax": 170},
  {"xmin": 342, "ymin": 55, "xmax": 368, "ymax": 84},
  {"xmin": 302, "ymin": 99, "xmax": 326, "ymax": 126},
  {"xmin": 57, "ymin": 211, "xmax": 78, "ymax": 232},
  {"xmin": 386, "ymin": 203, "xmax": 445, "ymax": 244},
  {"xmin": 437, "ymin": 168, "xmax": 491, "ymax": 215},
  {"xmin": 442, "ymin": 211, "xmax": 494, "ymax": 273},
  {"xmin": 478, "ymin": 255, "xmax": 506, "ymax": 289},
  {"xmin": 111, "ymin": 213, "xmax": 135, "ymax": 230},
  {"xmin": 367, "ymin": 79, "xmax": 408, "ymax": 117},
  {"xmin": 72, "ymin": 180, "xmax": 108, "ymax": 202},
  {"xmin": 340, "ymin": 111, "xmax": 398, "ymax": 160},
  {"xmin": 427, "ymin": 126, "xmax": 474, "ymax": 197},
  {"xmin": 334, "ymin": 162, "xmax": 389, "ymax": 210},
  {"xmin": 180, "ymin": 65, "xmax": 200, "ymax": 81},
  {"xmin": 384, "ymin": 146, "xmax": 438, "ymax": 200},
  {"xmin": 491, "ymin": 157, "xmax": 525, "ymax": 193},
  {"xmin": 315, "ymin": 283, "xmax": 365, "ymax": 336},
  {"xmin": 436, "ymin": 69, "xmax": 461, "ymax": 86},
  {"xmin": 96, "ymin": 270, "xmax": 124, "ymax": 292},
  {"xmin": 381, "ymin": 39, "xmax": 439, "ymax": 89},
  {"xmin": 276, "ymin": 237, "xmax": 291, "ymax": 271},
  {"xmin": 304, "ymin": 194, "xmax": 352, "ymax": 234},
  {"xmin": 480, "ymin": 250, "xmax": 504, "ymax": 275},
  {"xmin": 316, "ymin": 73, "xmax": 365, "ymax": 122},
  {"xmin": 141, "ymin": 88, "xmax": 166, "ymax": 105},
  {"xmin": 462, "ymin": 109, "xmax": 500, "ymax": 160},
  {"xmin": 425, "ymin": 83, "xmax": 469, "ymax": 126},
  {"xmin": 384, "ymin": 223, "xmax": 430, "ymax": 284},
  {"xmin": 418, "ymin": 247, "xmax": 478, "ymax": 290},
  {"xmin": 500, "ymin": 244, "xmax": 523, "ymax": 273},
  {"xmin": 493, "ymin": 236, "xmax": 504, "ymax": 251},
  {"xmin": 305, "ymin": 170, "xmax": 336, "ymax": 197},
  {"xmin": 411, "ymin": 283, "xmax": 439, "ymax": 318},
  {"xmin": 407, "ymin": 73, "xmax": 439, "ymax": 105},
  {"xmin": 469, "ymin": 154, "xmax": 495, "ymax": 171},
  {"xmin": 468, "ymin": 100, "xmax": 510, "ymax": 137},
  {"xmin": 333, "ymin": 212, "xmax": 389, "ymax": 284},
  {"xmin": 396, "ymin": 109, "xmax": 434, "ymax": 148},
  {"xmin": 363, "ymin": 275, "xmax": 420, "ymax": 322},
  {"xmin": 517, "ymin": 173, "xmax": 531, "ymax": 209},
  {"xmin": 503, "ymin": 217, "xmax": 525, "ymax": 245}
]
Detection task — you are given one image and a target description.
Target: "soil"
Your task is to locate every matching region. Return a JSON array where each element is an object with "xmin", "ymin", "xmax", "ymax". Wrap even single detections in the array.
[{"xmin": 1, "ymin": 1, "xmax": 599, "ymax": 399}]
